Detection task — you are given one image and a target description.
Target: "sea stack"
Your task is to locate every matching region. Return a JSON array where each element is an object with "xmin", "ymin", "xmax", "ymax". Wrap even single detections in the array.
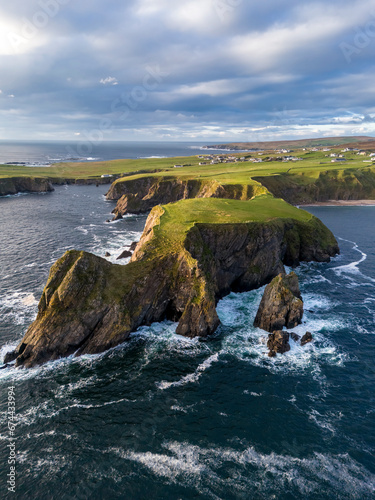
[{"xmin": 254, "ymin": 272, "xmax": 304, "ymax": 333}]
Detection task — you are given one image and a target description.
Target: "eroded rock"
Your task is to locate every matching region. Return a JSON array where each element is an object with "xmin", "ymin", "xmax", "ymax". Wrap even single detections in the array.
[
  {"xmin": 290, "ymin": 332, "xmax": 301, "ymax": 342},
  {"xmin": 116, "ymin": 250, "xmax": 132, "ymax": 260},
  {"xmin": 267, "ymin": 330, "xmax": 291, "ymax": 356},
  {"xmin": 254, "ymin": 272, "xmax": 303, "ymax": 333},
  {"xmin": 301, "ymin": 331, "xmax": 313, "ymax": 346}
]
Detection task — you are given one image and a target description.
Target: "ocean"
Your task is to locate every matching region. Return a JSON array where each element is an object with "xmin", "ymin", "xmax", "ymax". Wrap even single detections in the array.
[
  {"xmin": 0, "ymin": 140, "xmax": 213, "ymax": 166},
  {"xmin": 0, "ymin": 144, "xmax": 374, "ymax": 499}
]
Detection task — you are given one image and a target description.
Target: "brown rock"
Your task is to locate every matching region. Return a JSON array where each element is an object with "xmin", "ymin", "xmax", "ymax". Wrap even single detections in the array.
[
  {"xmin": 267, "ymin": 330, "xmax": 291, "ymax": 355},
  {"xmin": 0, "ymin": 177, "xmax": 54, "ymax": 196},
  {"xmin": 129, "ymin": 241, "xmax": 138, "ymax": 251},
  {"xmin": 254, "ymin": 272, "xmax": 303, "ymax": 333},
  {"xmin": 290, "ymin": 332, "xmax": 301, "ymax": 342},
  {"xmin": 116, "ymin": 250, "xmax": 132, "ymax": 260},
  {"xmin": 301, "ymin": 331, "xmax": 313, "ymax": 346},
  {"xmin": 111, "ymin": 212, "xmax": 123, "ymax": 221},
  {"xmin": 105, "ymin": 252, "xmax": 111, "ymax": 257}
]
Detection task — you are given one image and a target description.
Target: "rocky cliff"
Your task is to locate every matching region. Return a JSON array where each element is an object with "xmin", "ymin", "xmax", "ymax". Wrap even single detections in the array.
[
  {"xmin": 0, "ymin": 177, "xmax": 54, "ymax": 196},
  {"xmin": 254, "ymin": 169, "xmax": 375, "ymax": 204},
  {"xmin": 106, "ymin": 176, "xmax": 267, "ymax": 217},
  {"xmin": 5, "ymin": 197, "xmax": 339, "ymax": 368}
]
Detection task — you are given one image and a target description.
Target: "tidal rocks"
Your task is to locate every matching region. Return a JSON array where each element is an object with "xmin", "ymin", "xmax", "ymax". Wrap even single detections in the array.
[
  {"xmin": 116, "ymin": 250, "xmax": 132, "ymax": 260},
  {"xmin": 112, "ymin": 213, "xmax": 123, "ymax": 221},
  {"xmin": 254, "ymin": 272, "xmax": 304, "ymax": 333},
  {"xmin": 129, "ymin": 241, "xmax": 138, "ymax": 251},
  {"xmin": 301, "ymin": 331, "xmax": 313, "ymax": 346},
  {"xmin": 290, "ymin": 332, "xmax": 301, "ymax": 342},
  {"xmin": 266, "ymin": 330, "xmax": 313, "ymax": 357},
  {"xmin": 105, "ymin": 252, "xmax": 111, "ymax": 257},
  {"xmin": 267, "ymin": 331, "xmax": 291, "ymax": 357}
]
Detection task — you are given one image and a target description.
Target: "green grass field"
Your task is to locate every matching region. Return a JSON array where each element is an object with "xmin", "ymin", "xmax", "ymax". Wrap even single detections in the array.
[
  {"xmin": 105, "ymin": 148, "xmax": 375, "ymax": 198},
  {"xmin": 0, "ymin": 147, "xmax": 373, "ymax": 183}
]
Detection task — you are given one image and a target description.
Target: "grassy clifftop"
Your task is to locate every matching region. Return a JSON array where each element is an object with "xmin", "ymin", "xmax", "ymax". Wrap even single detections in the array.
[
  {"xmin": 2, "ymin": 144, "xmax": 375, "ymax": 204},
  {"xmin": 134, "ymin": 195, "xmax": 313, "ymax": 256}
]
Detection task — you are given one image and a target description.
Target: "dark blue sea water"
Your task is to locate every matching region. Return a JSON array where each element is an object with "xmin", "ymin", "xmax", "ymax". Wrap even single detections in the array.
[
  {"xmin": 0, "ymin": 140, "xmax": 212, "ymax": 166},
  {"xmin": 0, "ymin": 186, "xmax": 375, "ymax": 498}
]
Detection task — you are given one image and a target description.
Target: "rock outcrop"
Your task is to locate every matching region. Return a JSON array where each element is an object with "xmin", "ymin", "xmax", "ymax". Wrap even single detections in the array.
[
  {"xmin": 0, "ymin": 177, "xmax": 54, "ymax": 196},
  {"xmin": 116, "ymin": 250, "xmax": 132, "ymax": 259},
  {"xmin": 254, "ymin": 169, "xmax": 375, "ymax": 205},
  {"xmin": 266, "ymin": 330, "xmax": 313, "ymax": 357},
  {"xmin": 106, "ymin": 176, "xmax": 267, "ymax": 217},
  {"xmin": 267, "ymin": 331, "xmax": 291, "ymax": 357},
  {"xmin": 254, "ymin": 272, "xmax": 303, "ymax": 332},
  {"xmin": 6, "ymin": 198, "xmax": 339, "ymax": 368},
  {"xmin": 301, "ymin": 331, "xmax": 313, "ymax": 346}
]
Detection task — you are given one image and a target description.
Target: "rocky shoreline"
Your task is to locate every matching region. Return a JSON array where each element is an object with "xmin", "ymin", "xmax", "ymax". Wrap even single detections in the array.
[
  {"xmin": 0, "ymin": 175, "xmax": 119, "ymax": 197},
  {"xmin": 0, "ymin": 177, "xmax": 54, "ymax": 196}
]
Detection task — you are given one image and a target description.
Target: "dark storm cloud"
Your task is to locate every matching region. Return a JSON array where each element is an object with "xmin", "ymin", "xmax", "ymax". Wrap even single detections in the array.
[{"xmin": 1, "ymin": 0, "xmax": 375, "ymax": 140}]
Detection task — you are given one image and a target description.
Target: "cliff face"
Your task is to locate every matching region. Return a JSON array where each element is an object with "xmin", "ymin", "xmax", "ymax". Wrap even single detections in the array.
[
  {"xmin": 0, "ymin": 177, "xmax": 54, "ymax": 196},
  {"xmin": 106, "ymin": 166, "xmax": 375, "ymax": 218},
  {"xmin": 106, "ymin": 176, "xmax": 266, "ymax": 217},
  {"xmin": 6, "ymin": 198, "xmax": 339, "ymax": 368},
  {"xmin": 254, "ymin": 169, "xmax": 375, "ymax": 204}
]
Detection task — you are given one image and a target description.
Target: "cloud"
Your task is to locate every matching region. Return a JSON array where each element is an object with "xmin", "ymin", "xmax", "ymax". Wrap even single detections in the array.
[
  {"xmin": 0, "ymin": 0, "xmax": 375, "ymax": 141},
  {"xmin": 100, "ymin": 76, "xmax": 118, "ymax": 86}
]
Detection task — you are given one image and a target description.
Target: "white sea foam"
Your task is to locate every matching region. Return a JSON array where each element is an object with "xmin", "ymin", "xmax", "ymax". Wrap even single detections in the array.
[
  {"xmin": 156, "ymin": 353, "xmax": 220, "ymax": 390},
  {"xmin": 138, "ymin": 155, "xmax": 168, "ymax": 159},
  {"xmin": 0, "ymin": 291, "xmax": 38, "ymax": 326},
  {"xmin": 333, "ymin": 237, "xmax": 375, "ymax": 283},
  {"xmin": 308, "ymin": 409, "xmax": 336, "ymax": 434},
  {"xmin": 216, "ymin": 289, "xmax": 347, "ymax": 381},
  {"xmin": 92, "ymin": 227, "xmax": 143, "ymax": 265},
  {"xmin": 75, "ymin": 225, "xmax": 89, "ymax": 234},
  {"xmin": 110, "ymin": 440, "xmax": 375, "ymax": 498},
  {"xmin": 0, "ymin": 343, "xmax": 18, "ymax": 364},
  {"xmin": 1, "ymin": 392, "xmax": 135, "ymax": 428}
]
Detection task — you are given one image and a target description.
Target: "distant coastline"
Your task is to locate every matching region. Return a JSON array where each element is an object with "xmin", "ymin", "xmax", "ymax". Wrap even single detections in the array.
[{"xmin": 300, "ymin": 200, "xmax": 375, "ymax": 206}]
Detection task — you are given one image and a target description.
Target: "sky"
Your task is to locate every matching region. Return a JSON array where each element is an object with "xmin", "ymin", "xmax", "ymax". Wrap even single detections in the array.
[{"xmin": 1, "ymin": 0, "xmax": 375, "ymax": 142}]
